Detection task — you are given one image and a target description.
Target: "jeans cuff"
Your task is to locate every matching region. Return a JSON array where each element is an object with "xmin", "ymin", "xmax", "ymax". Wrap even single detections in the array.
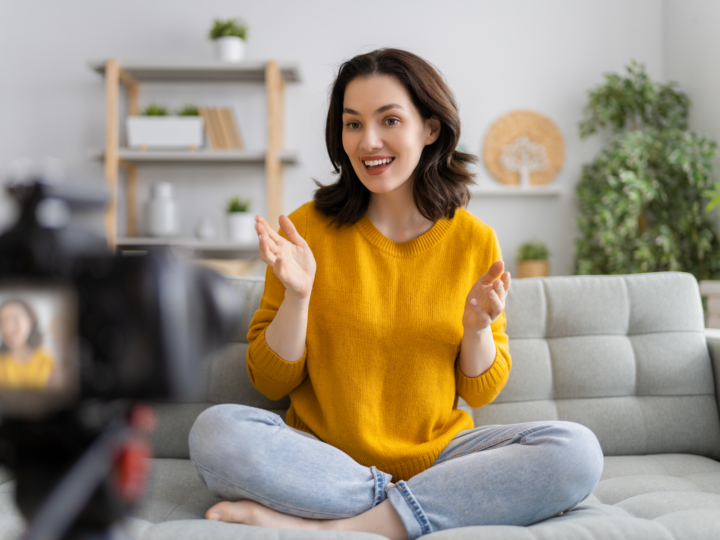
[
  {"xmin": 370, "ymin": 466, "xmax": 393, "ymax": 508},
  {"xmin": 386, "ymin": 480, "xmax": 432, "ymax": 540}
]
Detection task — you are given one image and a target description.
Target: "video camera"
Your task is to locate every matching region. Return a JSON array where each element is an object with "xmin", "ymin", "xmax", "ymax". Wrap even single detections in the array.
[{"xmin": 0, "ymin": 178, "xmax": 241, "ymax": 539}]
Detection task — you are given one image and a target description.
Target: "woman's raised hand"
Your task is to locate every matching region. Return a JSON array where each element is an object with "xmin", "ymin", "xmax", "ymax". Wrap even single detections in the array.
[
  {"xmin": 256, "ymin": 214, "xmax": 317, "ymax": 300},
  {"xmin": 463, "ymin": 260, "xmax": 511, "ymax": 334}
]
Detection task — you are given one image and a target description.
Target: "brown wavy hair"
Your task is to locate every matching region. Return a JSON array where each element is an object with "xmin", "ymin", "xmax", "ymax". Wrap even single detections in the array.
[{"xmin": 314, "ymin": 48, "xmax": 478, "ymax": 226}]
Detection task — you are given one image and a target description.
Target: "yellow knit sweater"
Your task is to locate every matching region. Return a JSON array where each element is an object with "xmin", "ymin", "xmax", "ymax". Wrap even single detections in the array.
[{"xmin": 246, "ymin": 201, "xmax": 511, "ymax": 482}]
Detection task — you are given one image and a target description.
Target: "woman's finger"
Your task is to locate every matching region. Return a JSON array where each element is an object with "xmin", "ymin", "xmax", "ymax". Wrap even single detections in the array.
[
  {"xmin": 257, "ymin": 233, "xmax": 277, "ymax": 266},
  {"xmin": 279, "ymin": 215, "xmax": 307, "ymax": 247},
  {"xmin": 494, "ymin": 280, "xmax": 506, "ymax": 300},
  {"xmin": 256, "ymin": 222, "xmax": 279, "ymax": 253},
  {"xmin": 256, "ymin": 215, "xmax": 283, "ymax": 244},
  {"xmin": 489, "ymin": 288, "xmax": 505, "ymax": 313}
]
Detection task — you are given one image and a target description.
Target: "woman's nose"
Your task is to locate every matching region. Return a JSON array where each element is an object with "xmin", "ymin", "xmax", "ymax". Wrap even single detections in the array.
[{"xmin": 360, "ymin": 125, "xmax": 382, "ymax": 151}]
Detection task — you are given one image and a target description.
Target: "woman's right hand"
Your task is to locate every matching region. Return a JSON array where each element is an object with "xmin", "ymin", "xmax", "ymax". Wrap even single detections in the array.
[{"xmin": 256, "ymin": 214, "xmax": 316, "ymax": 300}]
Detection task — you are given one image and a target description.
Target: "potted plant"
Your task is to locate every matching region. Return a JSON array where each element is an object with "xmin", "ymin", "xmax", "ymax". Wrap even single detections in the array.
[
  {"xmin": 126, "ymin": 103, "xmax": 204, "ymax": 150},
  {"xmin": 226, "ymin": 196, "xmax": 254, "ymax": 242},
  {"xmin": 575, "ymin": 61, "xmax": 720, "ymax": 279},
  {"xmin": 516, "ymin": 241, "xmax": 550, "ymax": 278},
  {"xmin": 209, "ymin": 18, "xmax": 249, "ymax": 62}
]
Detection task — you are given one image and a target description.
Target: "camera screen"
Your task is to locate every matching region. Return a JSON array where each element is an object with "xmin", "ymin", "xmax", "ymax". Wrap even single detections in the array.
[{"xmin": 0, "ymin": 283, "xmax": 79, "ymax": 416}]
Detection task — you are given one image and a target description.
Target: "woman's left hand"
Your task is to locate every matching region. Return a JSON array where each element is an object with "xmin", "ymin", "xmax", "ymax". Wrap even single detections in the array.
[{"xmin": 463, "ymin": 260, "xmax": 511, "ymax": 334}]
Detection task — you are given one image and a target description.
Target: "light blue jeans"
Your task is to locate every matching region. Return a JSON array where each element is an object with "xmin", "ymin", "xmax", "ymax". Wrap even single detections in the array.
[{"xmin": 189, "ymin": 404, "xmax": 604, "ymax": 540}]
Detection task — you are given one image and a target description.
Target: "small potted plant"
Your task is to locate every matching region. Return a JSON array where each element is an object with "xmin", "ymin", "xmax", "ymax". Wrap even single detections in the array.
[
  {"xmin": 226, "ymin": 196, "xmax": 254, "ymax": 242},
  {"xmin": 126, "ymin": 103, "xmax": 204, "ymax": 150},
  {"xmin": 209, "ymin": 18, "xmax": 249, "ymax": 62},
  {"xmin": 516, "ymin": 240, "xmax": 550, "ymax": 278}
]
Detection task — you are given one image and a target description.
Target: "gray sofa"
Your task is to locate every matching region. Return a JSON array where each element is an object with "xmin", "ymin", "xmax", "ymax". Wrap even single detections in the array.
[{"xmin": 2, "ymin": 271, "xmax": 720, "ymax": 539}]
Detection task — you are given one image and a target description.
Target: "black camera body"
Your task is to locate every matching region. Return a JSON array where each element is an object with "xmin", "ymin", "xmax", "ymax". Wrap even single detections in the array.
[{"xmin": 0, "ymin": 180, "xmax": 241, "ymax": 539}]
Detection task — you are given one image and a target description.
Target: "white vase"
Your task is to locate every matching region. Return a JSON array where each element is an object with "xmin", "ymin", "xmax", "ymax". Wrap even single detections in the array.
[
  {"xmin": 145, "ymin": 183, "xmax": 178, "ymax": 237},
  {"xmin": 215, "ymin": 37, "xmax": 245, "ymax": 62},
  {"xmin": 127, "ymin": 117, "xmax": 204, "ymax": 149},
  {"xmin": 227, "ymin": 212, "xmax": 255, "ymax": 242}
]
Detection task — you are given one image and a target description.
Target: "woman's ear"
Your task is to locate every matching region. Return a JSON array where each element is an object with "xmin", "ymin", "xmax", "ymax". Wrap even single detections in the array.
[{"xmin": 425, "ymin": 116, "xmax": 441, "ymax": 146}]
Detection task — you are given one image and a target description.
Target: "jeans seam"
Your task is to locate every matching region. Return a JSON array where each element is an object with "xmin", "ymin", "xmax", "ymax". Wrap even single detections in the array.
[
  {"xmin": 192, "ymin": 460, "xmax": 353, "ymax": 519},
  {"xmin": 371, "ymin": 466, "xmax": 386, "ymax": 507},
  {"xmin": 396, "ymin": 480, "xmax": 432, "ymax": 536}
]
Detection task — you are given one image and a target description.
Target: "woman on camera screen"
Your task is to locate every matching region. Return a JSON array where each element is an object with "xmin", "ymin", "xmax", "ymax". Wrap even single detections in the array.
[
  {"xmin": 189, "ymin": 48, "xmax": 604, "ymax": 539},
  {"xmin": 0, "ymin": 299, "xmax": 54, "ymax": 389}
]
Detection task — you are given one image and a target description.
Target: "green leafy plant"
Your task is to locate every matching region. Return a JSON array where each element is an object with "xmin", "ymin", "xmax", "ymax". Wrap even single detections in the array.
[
  {"xmin": 225, "ymin": 196, "xmax": 250, "ymax": 213},
  {"xmin": 517, "ymin": 241, "xmax": 549, "ymax": 262},
  {"xmin": 209, "ymin": 18, "xmax": 249, "ymax": 41},
  {"xmin": 574, "ymin": 61, "xmax": 720, "ymax": 280},
  {"xmin": 141, "ymin": 103, "xmax": 169, "ymax": 116},
  {"xmin": 175, "ymin": 104, "xmax": 199, "ymax": 116}
]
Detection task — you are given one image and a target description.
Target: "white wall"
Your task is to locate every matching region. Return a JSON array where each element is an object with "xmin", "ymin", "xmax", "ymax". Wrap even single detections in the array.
[
  {"xmin": 0, "ymin": 0, "xmax": 665, "ymax": 276},
  {"xmin": 664, "ymin": 0, "xmax": 720, "ymax": 234}
]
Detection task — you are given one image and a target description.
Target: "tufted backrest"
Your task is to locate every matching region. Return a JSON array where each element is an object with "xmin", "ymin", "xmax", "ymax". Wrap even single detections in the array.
[
  {"xmin": 477, "ymin": 271, "xmax": 720, "ymax": 460},
  {"xmin": 150, "ymin": 272, "xmax": 720, "ymax": 461}
]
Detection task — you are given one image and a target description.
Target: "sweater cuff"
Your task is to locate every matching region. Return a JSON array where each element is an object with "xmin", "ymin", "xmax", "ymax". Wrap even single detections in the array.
[
  {"xmin": 455, "ymin": 345, "xmax": 509, "ymax": 398},
  {"xmin": 247, "ymin": 327, "xmax": 307, "ymax": 383}
]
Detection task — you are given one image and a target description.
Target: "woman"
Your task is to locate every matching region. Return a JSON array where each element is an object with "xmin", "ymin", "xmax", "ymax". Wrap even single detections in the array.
[
  {"xmin": 0, "ymin": 299, "xmax": 54, "ymax": 389},
  {"xmin": 189, "ymin": 48, "xmax": 604, "ymax": 540}
]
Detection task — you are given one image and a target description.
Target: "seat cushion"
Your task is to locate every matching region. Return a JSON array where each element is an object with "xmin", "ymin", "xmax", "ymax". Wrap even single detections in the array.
[
  {"xmin": 1, "ymin": 455, "xmax": 720, "ymax": 539},
  {"xmin": 119, "ymin": 454, "xmax": 720, "ymax": 539}
]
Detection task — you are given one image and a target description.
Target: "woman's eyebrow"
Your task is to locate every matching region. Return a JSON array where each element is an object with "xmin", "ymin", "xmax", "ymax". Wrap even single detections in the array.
[{"xmin": 342, "ymin": 103, "xmax": 405, "ymax": 115}]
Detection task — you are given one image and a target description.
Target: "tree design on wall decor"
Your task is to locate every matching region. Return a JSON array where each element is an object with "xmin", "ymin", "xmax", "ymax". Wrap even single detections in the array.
[
  {"xmin": 483, "ymin": 110, "xmax": 564, "ymax": 187},
  {"xmin": 500, "ymin": 136, "xmax": 549, "ymax": 188}
]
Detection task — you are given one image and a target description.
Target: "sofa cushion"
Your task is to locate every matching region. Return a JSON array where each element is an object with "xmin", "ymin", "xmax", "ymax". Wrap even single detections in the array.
[
  {"xmin": 477, "ymin": 272, "xmax": 720, "ymax": 461},
  {"xmin": 120, "ymin": 454, "xmax": 720, "ymax": 539},
  {"xmin": 149, "ymin": 272, "xmax": 720, "ymax": 461}
]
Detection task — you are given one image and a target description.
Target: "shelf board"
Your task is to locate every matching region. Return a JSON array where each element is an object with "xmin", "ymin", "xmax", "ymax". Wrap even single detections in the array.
[
  {"xmin": 470, "ymin": 184, "xmax": 563, "ymax": 197},
  {"xmin": 89, "ymin": 148, "xmax": 298, "ymax": 165},
  {"xmin": 117, "ymin": 236, "xmax": 259, "ymax": 253},
  {"xmin": 89, "ymin": 60, "xmax": 301, "ymax": 83}
]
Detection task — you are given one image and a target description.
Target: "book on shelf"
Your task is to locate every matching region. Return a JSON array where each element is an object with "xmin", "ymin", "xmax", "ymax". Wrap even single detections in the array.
[{"xmin": 198, "ymin": 106, "xmax": 244, "ymax": 150}]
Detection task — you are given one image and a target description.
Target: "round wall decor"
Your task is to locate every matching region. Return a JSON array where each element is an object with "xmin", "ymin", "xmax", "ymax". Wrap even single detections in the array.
[{"xmin": 483, "ymin": 110, "xmax": 565, "ymax": 187}]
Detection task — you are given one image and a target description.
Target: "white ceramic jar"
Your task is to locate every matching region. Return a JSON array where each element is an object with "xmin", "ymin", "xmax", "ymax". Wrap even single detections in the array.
[
  {"xmin": 145, "ymin": 183, "xmax": 178, "ymax": 237},
  {"xmin": 215, "ymin": 36, "xmax": 245, "ymax": 62}
]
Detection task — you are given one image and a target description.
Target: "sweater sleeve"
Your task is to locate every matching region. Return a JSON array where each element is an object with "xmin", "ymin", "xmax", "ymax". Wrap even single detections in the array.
[
  {"xmin": 455, "ymin": 229, "xmax": 512, "ymax": 408},
  {"xmin": 246, "ymin": 206, "xmax": 309, "ymax": 401}
]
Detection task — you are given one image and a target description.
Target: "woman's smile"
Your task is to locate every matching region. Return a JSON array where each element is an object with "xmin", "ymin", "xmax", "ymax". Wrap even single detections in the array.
[{"xmin": 362, "ymin": 156, "xmax": 395, "ymax": 175}]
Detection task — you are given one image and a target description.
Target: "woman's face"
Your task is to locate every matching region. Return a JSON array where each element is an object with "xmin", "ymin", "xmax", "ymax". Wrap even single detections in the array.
[
  {"xmin": 0, "ymin": 303, "xmax": 33, "ymax": 351},
  {"xmin": 341, "ymin": 75, "xmax": 440, "ymax": 196}
]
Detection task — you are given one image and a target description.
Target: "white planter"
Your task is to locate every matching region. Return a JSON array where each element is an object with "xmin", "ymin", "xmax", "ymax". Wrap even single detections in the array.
[
  {"xmin": 215, "ymin": 36, "xmax": 246, "ymax": 62},
  {"xmin": 227, "ymin": 212, "xmax": 255, "ymax": 242},
  {"xmin": 127, "ymin": 117, "xmax": 204, "ymax": 149},
  {"xmin": 145, "ymin": 183, "xmax": 178, "ymax": 237}
]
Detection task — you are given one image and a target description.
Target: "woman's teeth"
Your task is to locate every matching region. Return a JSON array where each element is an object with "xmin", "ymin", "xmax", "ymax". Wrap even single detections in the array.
[{"xmin": 364, "ymin": 157, "xmax": 394, "ymax": 169}]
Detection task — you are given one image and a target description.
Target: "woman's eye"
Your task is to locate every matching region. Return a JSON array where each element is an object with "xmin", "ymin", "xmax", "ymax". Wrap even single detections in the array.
[
  {"xmin": 386, "ymin": 118, "xmax": 399, "ymax": 126},
  {"xmin": 346, "ymin": 122, "xmax": 360, "ymax": 130}
]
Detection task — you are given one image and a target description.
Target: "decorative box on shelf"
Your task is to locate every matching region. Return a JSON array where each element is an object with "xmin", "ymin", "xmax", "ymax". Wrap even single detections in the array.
[{"xmin": 126, "ymin": 116, "xmax": 205, "ymax": 149}]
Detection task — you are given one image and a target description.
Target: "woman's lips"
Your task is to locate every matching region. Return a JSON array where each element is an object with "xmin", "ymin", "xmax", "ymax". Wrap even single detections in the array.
[{"xmin": 363, "ymin": 158, "xmax": 394, "ymax": 176}]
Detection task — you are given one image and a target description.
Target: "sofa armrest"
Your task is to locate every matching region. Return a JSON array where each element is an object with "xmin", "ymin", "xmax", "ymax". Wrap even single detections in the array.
[{"xmin": 704, "ymin": 329, "xmax": 720, "ymax": 422}]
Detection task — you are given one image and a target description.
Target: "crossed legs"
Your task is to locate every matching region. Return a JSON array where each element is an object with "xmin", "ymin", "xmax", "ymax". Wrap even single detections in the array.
[{"xmin": 189, "ymin": 405, "xmax": 603, "ymax": 540}]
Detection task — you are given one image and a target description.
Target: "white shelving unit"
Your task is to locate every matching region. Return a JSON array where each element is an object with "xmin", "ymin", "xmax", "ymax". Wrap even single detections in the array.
[{"xmin": 470, "ymin": 184, "xmax": 563, "ymax": 197}]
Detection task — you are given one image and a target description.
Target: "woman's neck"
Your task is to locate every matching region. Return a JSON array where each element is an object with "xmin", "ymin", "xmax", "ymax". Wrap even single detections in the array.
[
  {"xmin": 8, "ymin": 345, "xmax": 32, "ymax": 364},
  {"xmin": 366, "ymin": 179, "xmax": 435, "ymax": 243}
]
